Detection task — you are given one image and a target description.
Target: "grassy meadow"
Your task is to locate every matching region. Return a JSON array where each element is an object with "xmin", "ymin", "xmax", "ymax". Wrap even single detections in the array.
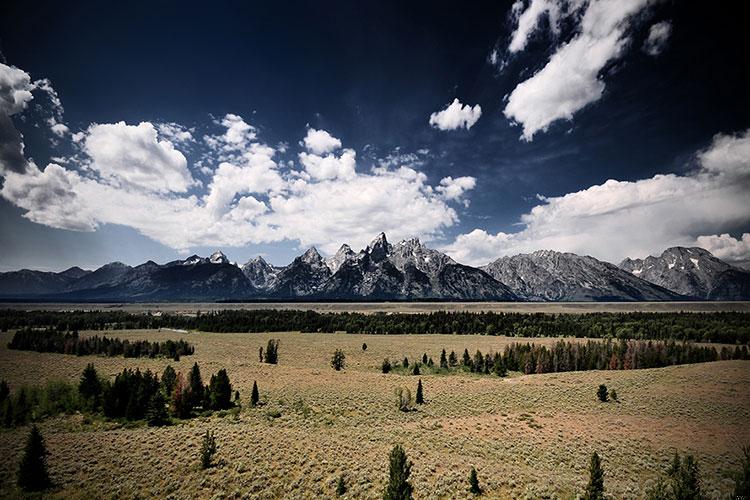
[{"xmin": 0, "ymin": 329, "xmax": 748, "ymax": 498}]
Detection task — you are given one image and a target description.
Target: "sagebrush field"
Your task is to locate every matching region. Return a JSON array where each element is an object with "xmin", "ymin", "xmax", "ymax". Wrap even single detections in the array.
[{"xmin": 0, "ymin": 329, "xmax": 748, "ymax": 499}]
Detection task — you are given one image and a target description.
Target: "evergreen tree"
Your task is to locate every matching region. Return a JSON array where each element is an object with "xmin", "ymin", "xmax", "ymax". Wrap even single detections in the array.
[
  {"xmin": 331, "ymin": 349, "xmax": 346, "ymax": 371},
  {"xmin": 415, "ymin": 379, "xmax": 424, "ymax": 404},
  {"xmin": 161, "ymin": 365, "xmax": 177, "ymax": 398},
  {"xmin": 171, "ymin": 373, "xmax": 192, "ymax": 418},
  {"xmin": 597, "ymin": 385, "xmax": 608, "ymax": 402},
  {"xmin": 412, "ymin": 363, "xmax": 420, "ymax": 376},
  {"xmin": 473, "ymin": 350, "xmax": 484, "ymax": 373},
  {"xmin": 0, "ymin": 380, "xmax": 9, "ymax": 403},
  {"xmin": 492, "ymin": 354, "xmax": 507, "ymax": 377},
  {"xmin": 250, "ymin": 381, "xmax": 259, "ymax": 407},
  {"xmin": 200, "ymin": 430, "xmax": 217, "ymax": 469},
  {"xmin": 448, "ymin": 350, "xmax": 458, "ymax": 367},
  {"xmin": 382, "ymin": 359, "xmax": 392, "ymax": 374},
  {"xmin": 671, "ymin": 454, "xmax": 701, "ymax": 500},
  {"xmin": 645, "ymin": 478, "xmax": 670, "ymax": 500},
  {"xmin": 584, "ymin": 452, "xmax": 605, "ymax": 500},
  {"xmin": 440, "ymin": 349, "xmax": 448, "ymax": 369},
  {"xmin": 264, "ymin": 339, "xmax": 279, "ymax": 364},
  {"xmin": 188, "ymin": 363, "xmax": 204, "ymax": 409},
  {"xmin": 336, "ymin": 474, "xmax": 347, "ymax": 495},
  {"xmin": 402, "ymin": 357, "xmax": 409, "ymax": 369},
  {"xmin": 259, "ymin": 346, "xmax": 263, "ymax": 363},
  {"xmin": 78, "ymin": 363, "xmax": 102, "ymax": 410},
  {"xmin": 146, "ymin": 391, "xmax": 169, "ymax": 426},
  {"xmin": 469, "ymin": 467, "xmax": 481, "ymax": 495},
  {"xmin": 208, "ymin": 369, "xmax": 232, "ymax": 410},
  {"xmin": 734, "ymin": 445, "xmax": 750, "ymax": 499},
  {"xmin": 422, "ymin": 353, "xmax": 428, "ymax": 365},
  {"xmin": 362, "ymin": 342, "xmax": 368, "ymax": 352},
  {"xmin": 17, "ymin": 425, "xmax": 51, "ymax": 491},
  {"xmin": 383, "ymin": 444, "xmax": 413, "ymax": 500},
  {"xmin": 462, "ymin": 349, "xmax": 472, "ymax": 368}
]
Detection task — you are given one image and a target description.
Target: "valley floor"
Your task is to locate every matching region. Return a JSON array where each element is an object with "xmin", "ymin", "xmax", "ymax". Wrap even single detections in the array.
[{"xmin": 0, "ymin": 330, "xmax": 748, "ymax": 498}]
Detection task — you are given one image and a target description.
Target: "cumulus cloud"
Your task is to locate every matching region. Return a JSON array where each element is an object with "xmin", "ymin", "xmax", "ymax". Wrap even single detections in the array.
[
  {"xmin": 302, "ymin": 128, "xmax": 342, "ymax": 155},
  {"xmin": 508, "ymin": 0, "xmax": 565, "ymax": 53},
  {"xmin": 299, "ymin": 148, "xmax": 357, "ymax": 181},
  {"xmin": 436, "ymin": 176, "xmax": 477, "ymax": 201},
  {"xmin": 695, "ymin": 233, "xmax": 750, "ymax": 268},
  {"xmin": 0, "ymin": 63, "xmax": 34, "ymax": 173},
  {"xmin": 82, "ymin": 121, "xmax": 196, "ymax": 193},
  {"xmin": 429, "ymin": 98, "xmax": 482, "ymax": 131},
  {"xmin": 643, "ymin": 20, "xmax": 672, "ymax": 56},
  {"xmin": 443, "ymin": 129, "xmax": 750, "ymax": 266},
  {"xmin": 503, "ymin": 0, "xmax": 651, "ymax": 141},
  {"xmin": 157, "ymin": 122, "xmax": 194, "ymax": 145}
]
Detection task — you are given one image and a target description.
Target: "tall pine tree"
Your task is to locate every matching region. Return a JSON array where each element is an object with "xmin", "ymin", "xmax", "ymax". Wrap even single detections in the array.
[
  {"xmin": 415, "ymin": 379, "xmax": 424, "ymax": 404},
  {"xmin": 584, "ymin": 451, "xmax": 605, "ymax": 500},
  {"xmin": 383, "ymin": 444, "xmax": 413, "ymax": 500},
  {"xmin": 17, "ymin": 425, "xmax": 51, "ymax": 491}
]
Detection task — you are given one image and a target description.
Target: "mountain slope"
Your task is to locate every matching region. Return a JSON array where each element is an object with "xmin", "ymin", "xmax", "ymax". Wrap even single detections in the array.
[
  {"xmin": 619, "ymin": 247, "xmax": 750, "ymax": 300},
  {"xmin": 483, "ymin": 250, "xmax": 682, "ymax": 301}
]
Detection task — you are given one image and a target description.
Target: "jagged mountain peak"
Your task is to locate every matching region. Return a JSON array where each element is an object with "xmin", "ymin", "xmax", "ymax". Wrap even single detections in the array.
[
  {"xmin": 366, "ymin": 232, "xmax": 390, "ymax": 261},
  {"xmin": 300, "ymin": 246, "xmax": 324, "ymax": 264},
  {"xmin": 209, "ymin": 250, "xmax": 230, "ymax": 264},
  {"xmin": 327, "ymin": 244, "xmax": 356, "ymax": 273}
]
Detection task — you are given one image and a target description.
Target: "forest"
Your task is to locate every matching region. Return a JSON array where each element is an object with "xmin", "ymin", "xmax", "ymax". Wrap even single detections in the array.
[{"xmin": 1, "ymin": 309, "xmax": 749, "ymax": 344}]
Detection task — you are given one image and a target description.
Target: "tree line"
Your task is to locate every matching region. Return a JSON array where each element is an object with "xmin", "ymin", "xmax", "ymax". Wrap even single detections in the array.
[
  {"xmin": 2, "ymin": 310, "xmax": 750, "ymax": 344},
  {"xmin": 7, "ymin": 328, "xmax": 194, "ymax": 359}
]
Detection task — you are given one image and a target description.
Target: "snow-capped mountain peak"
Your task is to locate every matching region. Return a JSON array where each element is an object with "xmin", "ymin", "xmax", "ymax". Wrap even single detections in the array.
[{"xmin": 209, "ymin": 250, "xmax": 229, "ymax": 264}]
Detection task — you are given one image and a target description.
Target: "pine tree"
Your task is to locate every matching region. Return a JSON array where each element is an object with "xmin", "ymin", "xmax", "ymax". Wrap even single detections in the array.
[
  {"xmin": 422, "ymin": 353, "xmax": 428, "ymax": 365},
  {"xmin": 331, "ymin": 349, "xmax": 346, "ymax": 371},
  {"xmin": 208, "ymin": 369, "xmax": 232, "ymax": 410},
  {"xmin": 671, "ymin": 454, "xmax": 701, "ymax": 500},
  {"xmin": 188, "ymin": 363, "xmax": 204, "ymax": 409},
  {"xmin": 415, "ymin": 379, "xmax": 424, "ymax": 404},
  {"xmin": 0, "ymin": 380, "xmax": 10, "ymax": 403},
  {"xmin": 161, "ymin": 365, "xmax": 177, "ymax": 397},
  {"xmin": 493, "ymin": 354, "xmax": 507, "ymax": 377},
  {"xmin": 259, "ymin": 346, "xmax": 263, "ymax": 363},
  {"xmin": 200, "ymin": 430, "xmax": 217, "ymax": 469},
  {"xmin": 734, "ymin": 445, "xmax": 750, "ymax": 498},
  {"xmin": 336, "ymin": 474, "xmax": 347, "ymax": 495},
  {"xmin": 402, "ymin": 357, "xmax": 409, "ymax": 369},
  {"xmin": 171, "ymin": 373, "xmax": 192, "ymax": 418},
  {"xmin": 146, "ymin": 391, "xmax": 169, "ymax": 426},
  {"xmin": 469, "ymin": 467, "xmax": 481, "ymax": 495},
  {"xmin": 17, "ymin": 425, "xmax": 51, "ymax": 491},
  {"xmin": 250, "ymin": 380, "xmax": 259, "ymax": 407},
  {"xmin": 78, "ymin": 363, "xmax": 102, "ymax": 410},
  {"xmin": 412, "ymin": 363, "xmax": 420, "ymax": 376},
  {"xmin": 383, "ymin": 444, "xmax": 413, "ymax": 500},
  {"xmin": 264, "ymin": 339, "xmax": 279, "ymax": 364},
  {"xmin": 440, "ymin": 349, "xmax": 448, "ymax": 369},
  {"xmin": 448, "ymin": 350, "xmax": 458, "ymax": 367},
  {"xmin": 584, "ymin": 451, "xmax": 605, "ymax": 500},
  {"xmin": 597, "ymin": 385, "xmax": 608, "ymax": 402},
  {"xmin": 362, "ymin": 342, "xmax": 368, "ymax": 352},
  {"xmin": 462, "ymin": 349, "xmax": 472, "ymax": 368}
]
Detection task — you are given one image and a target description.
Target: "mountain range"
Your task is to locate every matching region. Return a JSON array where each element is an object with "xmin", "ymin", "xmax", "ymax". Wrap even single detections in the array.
[{"xmin": 1, "ymin": 233, "xmax": 748, "ymax": 302}]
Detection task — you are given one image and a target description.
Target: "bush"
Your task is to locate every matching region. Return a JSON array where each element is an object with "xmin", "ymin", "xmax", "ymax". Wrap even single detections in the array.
[
  {"xmin": 383, "ymin": 444, "xmax": 412, "ymax": 500},
  {"xmin": 597, "ymin": 385, "xmax": 608, "ymax": 403},
  {"xmin": 609, "ymin": 388, "xmax": 618, "ymax": 401},
  {"xmin": 200, "ymin": 430, "xmax": 217, "ymax": 469},
  {"xmin": 331, "ymin": 349, "xmax": 346, "ymax": 371},
  {"xmin": 395, "ymin": 388, "xmax": 413, "ymax": 412},
  {"xmin": 382, "ymin": 358, "xmax": 392, "ymax": 374},
  {"xmin": 17, "ymin": 425, "xmax": 51, "ymax": 491}
]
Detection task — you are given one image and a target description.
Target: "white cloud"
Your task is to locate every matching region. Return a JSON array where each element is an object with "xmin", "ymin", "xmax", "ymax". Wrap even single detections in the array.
[
  {"xmin": 643, "ymin": 20, "xmax": 672, "ymax": 56},
  {"xmin": 504, "ymin": 0, "xmax": 651, "ymax": 141},
  {"xmin": 508, "ymin": 0, "xmax": 564, "ymax": 53},
  {"xmin": 83, "ymin": 121, "xmax": 196, "ymax": 193},
  {"xmin": 0, "ymin": 63, "xmax": 34, "ymax": 115},
  {"xmin": 157, "ymin": 122, "xmax": 194, "ymax": 144},
  {"xmin": 302, "ymin": 128, "xmax": 342, "ymax": 155},
  {"xmin": 429, "ymin": 98, "xmax": 482, "ymax": 131},
  {"xmin": 436, "ymin": 176, "xmax": 477, "ymax": 201},
  {"xmin": 299, "ymin": 148, "xmax": 356, "ymax": 181},
  {"xmin": 50, "ymin": 123, "xmax": 69, "ymax": 137},
  {"xmin": 444, "ymin": 129, "xmax": 750, "ymax": 266},
  {"xmin": 695, "ymin": 233, "xmax": 750, "ymax": 267}
]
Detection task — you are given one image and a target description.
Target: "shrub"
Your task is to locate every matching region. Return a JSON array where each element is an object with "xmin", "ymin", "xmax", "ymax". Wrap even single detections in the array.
[
  {"xmin": 382, "ymin": 358, "xmax": 392, "ymax": 374},
  {"xmin": 200, "ymin": 430, "xmax": 217, "ymax": 469},
  {"xmin": 384, "ymin": 444, "xmax": 412, "ymax": 500},
  {"xmin": 669, "ymin": 453, "xmax": 701, "ymax": 499},
  {"xmin": 609, "ymin": 388, "xmax": 618, "ymax": 401},
  {"xmin": 469, "ymin": 466, "xmax": 481, "ymax": 495},
  {"xmin": 597, "ymin": 385, "xmax": 608, "ymax": 403},
  {"xmin": 17, "ymin": 425, "xmax": 51, "ymax": 491},
  {"xmin": 395, "ymin": 387, "xmax": 413, "ymax": 412},
  {"xmin": 585, "ymin": 451, "xmax": 605, "ymax": 500},
  {"xmin": 331, "ymin": 349, "xmax": 346, "ymax": 371}
]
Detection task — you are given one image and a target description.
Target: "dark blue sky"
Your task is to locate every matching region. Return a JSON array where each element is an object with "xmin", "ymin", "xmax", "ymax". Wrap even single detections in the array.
[{"xmin": 1, "ymin": 0, "xmax": 749, "ymax": 270}]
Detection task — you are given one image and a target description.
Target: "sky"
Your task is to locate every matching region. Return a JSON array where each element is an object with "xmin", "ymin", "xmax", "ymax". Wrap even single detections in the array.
[{"xmin": 0, "ymin": 0, "xmax": 748, "ymax": 271}]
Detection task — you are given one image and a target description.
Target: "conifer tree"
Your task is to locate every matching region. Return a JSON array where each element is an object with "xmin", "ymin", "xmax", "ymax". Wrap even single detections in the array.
[
  {"xmin": 469, "ymin": 467, "xmax": 481, "ymax": 495},
  {"xmin": 17, "ymin": 425, "xmax": 51, "ymax": 491},
  {"xmin": 146, "ymin": 391, "xmax": 169, "ymax": 426},
  {"xmin": 0, "ymin": 380, "xmax": 9, "ymax": 403},
  {"xmin": 462, "ymin": 349, "xmax": 471, "ymax": 367},
  {"xmin": 208, "ymin": 369, "xmax": 232, "ymax": 410},
  {"xmin": 188, "ymin": 363, "xmax": 204, "ymax": 408},
  {"xmin": 584, "ymin": 451, "xmax": 605, "ymax": 500},
  {"xmin": 422, "ymin": 353, "xmax": 428, "ymax": 364},
  {"xmin": 383, "ymin": 444, "xmax": 412, "ymax": 500},
  {"xmin": 362, "ymin": 342, "xmax": 368, "ymax": 352},
  {"xmin": 415, "ymin": 379, "xmax": 424, "ymax": 404},
  {"xmin": 331, "ymin": 349, "xmax": 346, "ymax": 371},
  {"xmin": 259, "ymin": 346, "xmax": 264, "ymax": 363},
  {"xmin": 78, "ymin": 363, "xmax": 102, "ymax": 410},
  {"xmin": 597, "ymin": 385, "xmax": 608, "ymax": 402},
  {"xmin": 734, "ymin": 445, "xmax": 750, "ymax": 498},
  {"xmin": 449, "ymin": 350, "xmax": 458, "ymax": 367},
  {"xmin": 336, "ymin": 474, "xmax": 347, "ymax": 495},
  {"xmin": 264, "ymin": 339, "xmax": 279, "ymax": 364},
  {"xmin": 200, "ymin": 430, "xmax": 217, "ymax": 469},
  {"xmin": 161, "ymin": 365, "xmax": 177, "ymax": 398},
  {"xmin": 171, "ymin": 373, "xmax": 192, "ymax": 418},
  {"xmin": 250, "ymin": 380, "xmax": 259, "ymax": 407},
  {"xmin": 402, "ymin": 357, "xmax": 409, "ymax": 368},
  {"xmin": 412, "ymin": 363, "xmax": 420, "ymax": 376},
  {"xmin": 382, "ymin": 358, "xmax": 392, "ymax": 374},
  {"xmin": 440, "ymin": 349, "xmax": 448, "ymax": 369}
]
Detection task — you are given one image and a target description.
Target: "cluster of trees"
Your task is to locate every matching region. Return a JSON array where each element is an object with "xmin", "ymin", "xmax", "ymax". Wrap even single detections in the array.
[
  {"xmin": 1, "ymin": 362, "xmax": 236, "ymax": 428},
  {"xmin": 260, "ymin": 339, "xmax": 279, "ymax": 364},
  {"xmin": 8, "ymin": 328, "xmax": 194, "ymax": 359},
  {"xmin": 3, "ymin": 309, "xmax": 750, "ymax": 344},
  {"xmin": 383, "ymin": 339, "xmax": 719, "ymax": 380}
]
